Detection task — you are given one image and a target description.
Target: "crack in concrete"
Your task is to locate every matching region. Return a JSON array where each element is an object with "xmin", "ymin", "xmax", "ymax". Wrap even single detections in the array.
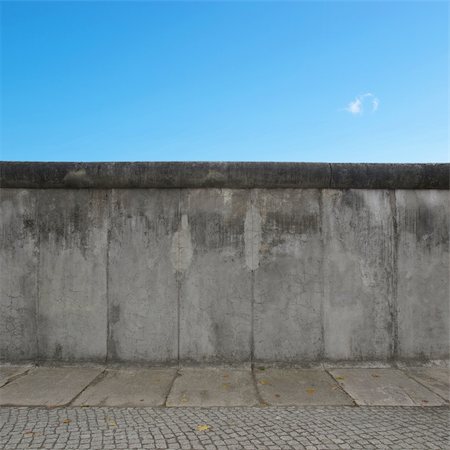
[
  {"xmin": 164, "ymin": 368, "xmax": 181, "ymax": 407},
  {"xmin": 0, "ymin": 366, "xmax": 34, "ymax": 389},
  {"xmin": 389, "ymin": 190, "xmax": 399, "ymax": 361},
  {"xmin": 67, "ymin": 369, "xmax": 107, "ymax": 407}
]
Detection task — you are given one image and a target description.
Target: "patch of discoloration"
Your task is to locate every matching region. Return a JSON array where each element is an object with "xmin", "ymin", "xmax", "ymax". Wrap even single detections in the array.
[
  {"xmin": 322, "ymin": 190, "xmax": 394, "ymax": 361},
  {"xmin": 53, "ymin": 343, "xmax": 63, "ymax": 360},
  {"xmin": 171, "ymin": 214, "xmax": 193, "ymax": 273},
  {"xmin": 396, "ymin": 190, "xmax": 449, "ymax": 360},
  {"xmin": 37, "ymin": 190, "xmax": 108, "ymax": 362},
  {"xmin": 254, "ymin": 368, "xmax": 354, "ymax": 406},
  {"xmin": 205, "ymin": 170, "xmax": 227, "ymax": 184},
  {"xmin": 329, "ymin": 368, "xmax": 446, "ymax": 406},
  {"xmin": 166, "ymin": 367, "xmax": 258, "ymax": 406},
  {"xmin": 0, "ymin": 365, "xmax": 33, "ymax": 388},
  {"xmin": 0, "ymin": 189, "xmax": 39, "ymax": 362},
  {"xmin": 73, "ymin": 368, "xmax": 177, "ymax": 407},
  {"xmin": 404, "ymin": 367, "xmax": 450, "ymax": 402},
  {"xmin": 222, "ymin": 189, "xmax": 233, "ymax": 207},
  {"xmin": 253, "ymin": 189, "xmax": 324, "ymax": 362},
  {"xmin": 0, "ymin": 367, "xmax": 103, "ymax": 407},
  {"xmin": 397, "ymin": 190, "xmax": 449, "ymax": 250},
  {"xmin": 63, "ymin": 169, "xmax": 93, "ymax": 188},
  {"xmin": 110, "ymin": 305, "xmax": 121, "ymax": 325},
  {"xmin": 244, "ymin": 205, "xmax": 262, "ymax": 271},
  {"xmin": 107, "ymin": 189, "xmax": 178, "ymax": 363},
  {"xmin": 178, "ymin": 189, "xmax": 252, "ymax": 363}
]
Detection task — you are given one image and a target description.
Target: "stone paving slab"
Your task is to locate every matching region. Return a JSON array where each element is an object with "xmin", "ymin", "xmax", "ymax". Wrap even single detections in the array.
[
  {"xmin": 0, "ymin": 367, "xmax": 103, "ymax": 406},
  {"xmin": 72, "ymin": 368, "xmax": 177, "ymax": 407},
  {"xmin": 1, "ymin": 365, "xmax": 448, "ymax": 409},
  {"xmin": 1, "ymin": 406, "xmax": 449, "ymax": 449},
  {"xmin": 405, "ymin": 367, "xmax": 450, "ymax": 402},
  {"xmin": 254, "ymin": 367, "xmax": 354, "ymax": 406},
  {"xmin": 166, "ymin": 367, "xmax": 258, "ymax": 407},
  {"xmin": 0, "ymin": 365, "xmax": 33, "ymax": 388},
  {"xmin": 329, "ymin": 368, "xmax": 446, "ymax": 406}
]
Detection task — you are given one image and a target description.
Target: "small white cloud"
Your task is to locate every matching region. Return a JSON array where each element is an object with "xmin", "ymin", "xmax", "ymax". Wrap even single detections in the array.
[
  {"xmin": 347, "ymin": 98, "xmax": 363, "ymax": 114},
  {"xmin": 372, "ymin": 97, "xmax": 379, "ymax": 112},
  {"xmin": 344, "ymin": 93, "xmax": 379, "ymax": 115}
]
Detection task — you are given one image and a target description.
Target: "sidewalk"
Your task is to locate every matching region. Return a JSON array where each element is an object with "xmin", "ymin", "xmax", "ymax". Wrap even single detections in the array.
[
  {"xmin": 1, "ymin": 365, "xmax": 448, "ymax": 408},
  {"xmin": 0, "ymin": 364, "xmax": 449, "ymax": 449}
]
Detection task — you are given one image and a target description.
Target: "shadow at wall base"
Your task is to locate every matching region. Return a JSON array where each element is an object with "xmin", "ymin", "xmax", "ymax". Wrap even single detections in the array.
[{"xmin": 1, "ymin": 358, "xmax": 448, "ymax": 370}]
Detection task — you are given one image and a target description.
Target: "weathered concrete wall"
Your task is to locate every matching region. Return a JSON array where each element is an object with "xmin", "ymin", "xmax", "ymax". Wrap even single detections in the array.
[
  {"xmin": 1, "ymin": 163, "xmax": 448, "ymax": 364},
  {"xmin": 108, "ymin": 189, "xmax": 179, "ymax": 364},
  {"xmin": 0, "ymin": 190, "xmax": 38, "ymax": 361},
  {"xmin": 396, "ymin": 191, "xmax": 450, "ymax": 360},
  {"xmin": 322, "ymin": 190, "xmax": 395, "ymax": 361}
]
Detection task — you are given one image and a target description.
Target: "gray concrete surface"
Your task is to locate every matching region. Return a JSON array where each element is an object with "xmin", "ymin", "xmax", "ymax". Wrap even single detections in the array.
[
  {"xmin": 396, "ymin": 190, "xmax": 450, "ymax": 360},
  {"xmin": 108, "ymin": 189, "xmax": 179, "ymax": 363},
  {"xmin": 322, "ymin": 189, "xmax": 394, "ymax": 360},
  {"xmin": 253, "ymin": 189, "xmax": 324, "ymax": 362},
  {"xmin": 0, "ymin": 365, "xmax": 449, "ymax": 409},
  {"xmin": 1, "ymin": 163, "xmax": 449, "ymax": 365},
  {"xmin": 254, "ymin": 368, "xmax": 354, "ymax": 406},
  {"xmin": 406, "ymin": 367, "xmax": 450, "ymax": 401},
  {"xmin": 0, "ymin": 189, "xmax": 38, "ymax": 362},
  {"xmin": 0, "ymin": 367, "xmax": 102, "ymax": 406},
  {"xmin": 329, "ymin": 368, "xmax": 446, "ymax": 406},
  {"xmin": 73, "ymin": 368, "xmax": 177, "ymax": 407},
  {"xmin": 37, "ymin": 190, "xmax": 108, "ymax": 362},
  {"xmin": 178, "ymin": 190, "xmax": 252, "ymax": 363},
  {"xmin": 166, "ymin": 367, "xmax": 258, "ymax": 407},
  {"xmin": 0, "ymin": 365, "xmax": 32, "ymax": 388}
]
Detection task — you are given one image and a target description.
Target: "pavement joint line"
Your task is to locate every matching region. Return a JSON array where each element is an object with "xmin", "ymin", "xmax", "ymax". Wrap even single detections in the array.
[
  {"xmin": 325, "ymin": 367, "xmax": 448, "ymax": 408},
  {"xmin": 0, "ymin": 366, "xmax": 34, "ymax": 389},
  {"xmin": 1, "ymin": 365, "xmax": 448, "ymax": 409},
  {"xmin": 400, "ymin": 368, "xmax": 450, "ymax": 404},
  {"xmin": 250, "ymin": 364, "xmax": 269, "ymax": 407},
  {"xmin": 164, "ymin": 368, "xmax": 181, "ymax": 408},
  {"xmin": 67, "ymin": 368, "xmax": 107, "ymax": 407},
  {"xmin": 323, "ymin": 367, "xmax": 358, "ymax": 407}
]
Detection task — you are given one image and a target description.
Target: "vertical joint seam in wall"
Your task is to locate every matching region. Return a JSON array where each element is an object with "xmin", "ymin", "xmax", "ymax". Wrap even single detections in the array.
[
  {"xmin": 250, "ymin": 190, "xmax": 255, "ymax": 366},
  {"xmin": 35, "ymin": 190, "xmax": 41, "ymax": 363},
  {"xmin": 389, "ymin": 190, "xmax": 399, "ymax": 360},
  {"xmin": 176, "ymin": 188, "xmax": 181, "ymax": 366},
  {"xmin": 318, "ymin": 189, "xmax": 325, "ymax": 359},
  {"xmin": 328, "ymin": 163, "xmax": 333, "ymax": 188},
  {"xmin": 106, "ymin": 189, "xmax": 112, "ymax": 364},
  {"xmin": 176, "ymin": 167, "xmax": 182, "ymax": 365}
]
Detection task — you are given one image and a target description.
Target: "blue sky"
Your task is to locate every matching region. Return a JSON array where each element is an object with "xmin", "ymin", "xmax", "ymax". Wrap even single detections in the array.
[{"xmin": 1, "ymin": 1, "xmax": 448, "ymax": 162}]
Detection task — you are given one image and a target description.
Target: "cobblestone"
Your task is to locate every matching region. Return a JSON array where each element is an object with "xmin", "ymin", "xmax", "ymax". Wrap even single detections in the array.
[{"xmin": 0, "ymin": 406, "xmax": 449, "ymax": 449}]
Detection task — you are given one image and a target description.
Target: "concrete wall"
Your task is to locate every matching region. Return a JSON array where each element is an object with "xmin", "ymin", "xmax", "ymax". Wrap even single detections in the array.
[{"xmin": 1, "ymin": 163, "xmax": 448, "ymax": 364}]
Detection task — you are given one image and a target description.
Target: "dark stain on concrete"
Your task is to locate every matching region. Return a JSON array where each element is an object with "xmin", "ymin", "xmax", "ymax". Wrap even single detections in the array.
[
  {"xmin": 264, "ymin": 212, "xmax": 320, "ymax": 235},
  {"xmin": 402, "ymin": 206, "xmax": 449, "ymax": 250},
  {"xmin": 188, "ymin": 212, "xmax": 244, "ymax": 249},
  {"xmin": 54, "ymin": 343, "xmax": 62, "ymax": 360},
  {"xmin": 110, "ymin": 304, "xmax": 121, "ymax": 325}
]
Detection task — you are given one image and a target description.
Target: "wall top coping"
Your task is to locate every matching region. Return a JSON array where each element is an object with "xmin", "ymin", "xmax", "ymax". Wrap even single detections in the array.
[{"xmin": 0, "ymin": 162, "xmax": 448, "ymax": 189}]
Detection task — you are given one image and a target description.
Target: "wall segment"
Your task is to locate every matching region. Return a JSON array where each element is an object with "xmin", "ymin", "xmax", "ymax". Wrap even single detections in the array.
[{"xmin": 1, "ymin": 163, "xmax": 448, "ymax": 364}]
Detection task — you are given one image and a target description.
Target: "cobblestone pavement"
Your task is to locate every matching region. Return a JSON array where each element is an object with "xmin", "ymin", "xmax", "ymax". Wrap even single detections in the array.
[{"xmin": 1, "ymin": 406, "xmax": 449, "ymax": 449}]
